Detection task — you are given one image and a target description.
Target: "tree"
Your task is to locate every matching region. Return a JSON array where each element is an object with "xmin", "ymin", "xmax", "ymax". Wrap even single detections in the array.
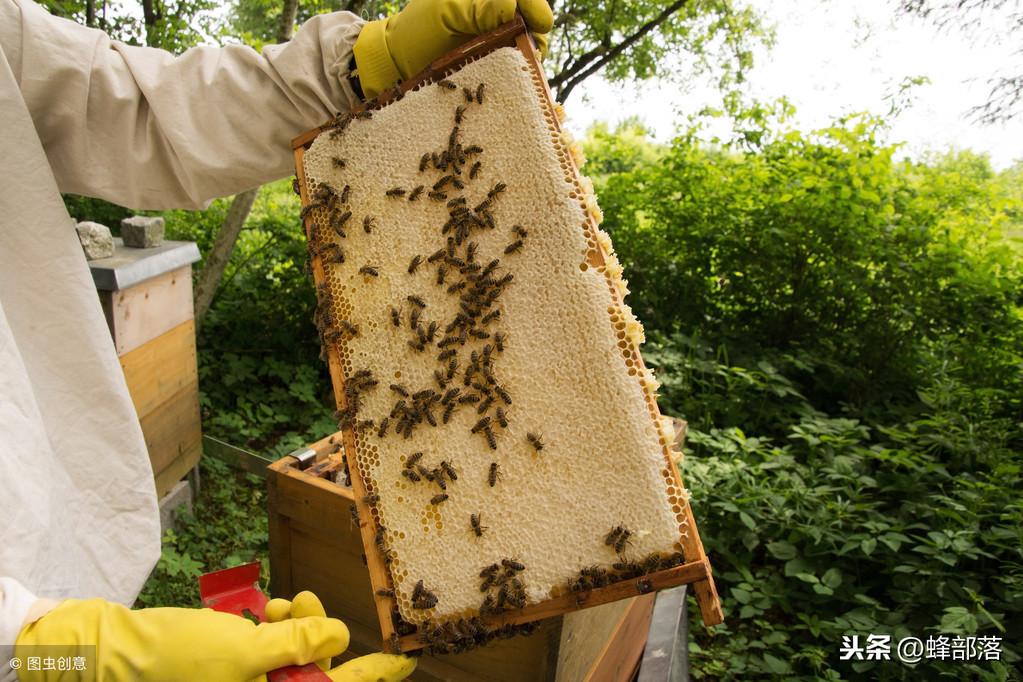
[
  {"xmin": 545, "ymin": 0, "xmax": 766, "ymax": 102},
  {"xmin": 898, "ymin": 0, "xmax": 1023, "ymax": 123}
]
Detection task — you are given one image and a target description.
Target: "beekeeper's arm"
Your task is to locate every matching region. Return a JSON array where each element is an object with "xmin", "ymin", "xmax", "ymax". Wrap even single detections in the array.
[{"xmin": 3, "ymin": 0, "xmax": 552, "ymax": 211}]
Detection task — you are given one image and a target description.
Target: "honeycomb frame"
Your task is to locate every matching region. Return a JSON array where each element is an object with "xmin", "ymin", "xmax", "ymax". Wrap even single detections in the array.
[{"xmin": 291, "ymin": 18, "xmax": 722, "ymax": 653}]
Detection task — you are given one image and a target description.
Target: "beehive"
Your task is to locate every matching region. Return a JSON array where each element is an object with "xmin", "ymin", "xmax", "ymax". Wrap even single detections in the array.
[{"xmin": 292, "ymin": 19, "xmax": 720, "ymax": 653}]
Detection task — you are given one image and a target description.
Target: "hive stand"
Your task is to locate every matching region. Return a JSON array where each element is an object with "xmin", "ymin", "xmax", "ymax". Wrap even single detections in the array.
[{"xmin": 289, "ymin": 16, "xmax": 722, "ymax": 653}]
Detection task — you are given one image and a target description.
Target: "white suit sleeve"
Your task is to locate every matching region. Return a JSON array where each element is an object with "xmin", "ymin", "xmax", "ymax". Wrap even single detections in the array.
[{"xmin": 2, "ymin": 0, "xmax": 364, "ymax": 210}]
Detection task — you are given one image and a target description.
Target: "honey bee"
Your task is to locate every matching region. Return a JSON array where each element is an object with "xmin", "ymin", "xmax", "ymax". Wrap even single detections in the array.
[
  {"xmin": 447, "ymin": 281, "xmax": 466, "ymax": 294},
  {"xmin": 469, "ymin": 329, "xmax": 490, "ymax": 340},
  {"xmin": 435, "ymin": 461, "xmax": 456, "ymax": 482},
  {"xmin": 377, "ymin": 587, "xmax": 395, "ymax": 598},
  {"xmin": 318, "ymin": 242, "xmax": 345, "ymax": 263},
  {"xmin": 470, "ymin": 513, "xmax": 486, "ymax": 537},
  {"xmin": 340, "ymin": 185, "xmax": 351, "ymax": 204},
  {"xmin": 526, "ymin": 432, "xmax": 543, "ymax": 452},
  {"xmin": 339, "ymin": 320, "xmax": 359, "ymax": 337},
  {"xmin": 487, "ymin": 462, "xmax": 500, "ymax": 487},
  {"xmin": 409, "ymin": 307, "xmax": 421, "ymax": 329},
  {"xmin": 408, "ymin": 255, "xmax": 423, "ymax": 274},
  {"xmin": 354, "ymin": 110, "xmax": 373, "ymax": 120},
  {"xmin": 401, "ymin": 469, "xmax": 422, "ymax": 483},
  {"xmin": 436, "ymin": 265, "xmax": 448, "ymax": 285},
  {"xmin": 377, "ymin": 418, "xmax": 390, "ymax": 438},
  {"xmin": 428, "ymin": 190, "xmax": 448, "ymax": 202},
  {"xmin": 407, "ymin": 294, "xmax": 426, "ymax": 308},
  {"xmin": 437, "ymin": 348, "xmax": 456, "ymax": 362},
  {"xmin": 430, "ymin": 493, "xmax": 449, "ymax": 505},
  {"xmin": 477, "ymin": 396, "xmax": 494, "ymax": 415},
  {"xmin": 438, "ymin": 79, "xmax": 457, "ymax": 90},
  {"xmin": 464, "ymin": 144, "xmax": 483, "ymax": 155},
  {"xmin": 363, "ymin": 216, "xmax": 376, "ymax": 233},
  {"xmin": 385, "ymin": 187, "xmax": 406, "ymax": 197},
  {"xmin": 495, "ymin": 407, "xmax": 508, "ymax": 428},
  {"xmin": 471, "ymin": 416, "xmax": 492, "ymax": 434},
  {"xmin": 408, "ymin": 184, "xmax": 425, "ymax": 202},
  {"xmin": 389, "ymin": 633, "xmax": 401, "ymax": 653},
  {"xmin": 416, "ymin": 464, "xmax": 434, "ymax": 481},
  {"xmin": 390, "ymin": 384, "xmax": 410, "ymax": 398},
  {"xmin": 433, "ymin": 175, "xmax": 454, "ymax": 191},
  {"xmin": 493, "ymin": 332, "xmax": 506, "ymax": 353},
  {"xmin": 513, "ymin": 225, "xmax": 529, "ymax": 239},
  {"xmin": 446, "ymin": 358, "xmax": 458, "ymax": 380},
  {"xmin": 469, "ymin": 161, "xmax": 482, "ymax": 179},
  {"xmin": 332, "ymin": 156, "xmax": 346, "ymax": 169},
  {"xmin": 419, "ymin": 152, "xmax": 431, "ymax": 172},
  {"xmin": 484, "ymin": 426, "xmax": 497, "ymax": 450},
  {"xmin": 480, "ymin": 309, "xmax": 500, "ymax": 325},
  {"xmin": 458, "ymin": 393, "xmax": 481, "ymax": 404},
  {"xmin": 462, "ymin": 86, "xmax": 474, "ymax": 102},
  {"xmin": 427, "ymin": 248, "xmax": 446, "ymax": 263},
  {"xmin": 447, "ymin": 196, "xmax": 467, "ymax": 208},
  {"xmin": 504, "ymin": 240, "xmax": 523, "ymax": 255},
  {"xmin": 390, "ymin": 306, "xmax": 402, "ymax": 327},
  {"xmin": 364, "ymin": 493, "xmax": 380, "ymax": 505},
  {"xmin": 491, "ymin": 386, "xmax": 510, "ymax": 406},
  {"xmin": 408, "ymin": 339, "xmax": 426, "ymax": 352},
  {"xmin": 440, "ymin": 402, "xmax": 455, "ymax": 424},
  {"xmin": 475, "ymin": 83, "xmax": 486, "ymax": 103},
  {"xmin": 359, "ymin": 265, "xmax": 379, "ymax": 277}
]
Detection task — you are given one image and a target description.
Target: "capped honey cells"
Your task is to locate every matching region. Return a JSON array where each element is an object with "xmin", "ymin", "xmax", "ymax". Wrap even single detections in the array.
[{"xmin": 299, "ymin": 47, "xmax": 693, "ymax": 637}]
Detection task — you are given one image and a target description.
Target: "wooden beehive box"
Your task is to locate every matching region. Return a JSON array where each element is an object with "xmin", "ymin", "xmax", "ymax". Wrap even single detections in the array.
[
  {"xmin": 268, "ymin": 433, "xmax": 662, "ymax": 682},
  {"xmin": 288, "ymin": 15, "xmax": 721, "ymax": 657},
  {"xmin": 89, "ymin": 238, "xmax": 202, "ymax": 497}
]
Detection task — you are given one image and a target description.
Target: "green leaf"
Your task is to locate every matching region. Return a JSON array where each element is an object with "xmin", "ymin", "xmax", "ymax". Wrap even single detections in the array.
[
  {"xmin": 822, "ymin": 568, "xmax": 843, "ymax": 589},
  {"xmin": 861, "ymin": 538, "xmax": 877, "ymax": 556},
  {"xmin": 767, "ymin": 541, "xmax": 798, "ymax": 560},
  {"xmin": 739, "ymin": 511, "xmax": 757, "ymax": 530},
  {"xmin": 762, "ymin": 654, "xmax": 792, "ymax": 675}
]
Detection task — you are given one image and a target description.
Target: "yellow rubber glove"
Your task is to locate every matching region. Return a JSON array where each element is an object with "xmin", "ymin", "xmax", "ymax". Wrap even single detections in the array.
[
  {"xmin": 14, "ymin": 593, "xmax": 350, "ymax": 681},
  {"xmin": 265, "ymin": 592, "xmax": 416, "ymax": 682},
  {"xmin": 353, "ymin": 0, "xmax": 554, "ymax": 98}
]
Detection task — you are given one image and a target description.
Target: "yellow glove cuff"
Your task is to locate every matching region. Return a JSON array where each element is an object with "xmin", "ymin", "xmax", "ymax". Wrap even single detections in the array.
[{"xmin": 353, "ymin": 19, "xmax": 403, "ymax": 99}]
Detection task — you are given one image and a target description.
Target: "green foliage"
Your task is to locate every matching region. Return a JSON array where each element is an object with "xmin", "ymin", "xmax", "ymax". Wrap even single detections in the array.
[
  {"xmin": 136, "ymin": 458, "xmax": 268, "ymax": 607},
  {"xmin": 164, "ymin": 180, "xmax": 337, "ymax": 456},
  {"xmin": 591, "ymin": 114, "xmax": 1023, "ymax": 680}
]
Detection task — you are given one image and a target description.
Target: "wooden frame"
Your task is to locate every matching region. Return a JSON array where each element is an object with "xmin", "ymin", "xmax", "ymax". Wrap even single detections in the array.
[{"xmin": 290, "ymin": 16, "xmax": 722, "ymax": 652}]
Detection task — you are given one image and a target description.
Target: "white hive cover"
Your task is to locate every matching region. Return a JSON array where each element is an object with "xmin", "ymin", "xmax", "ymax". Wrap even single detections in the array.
[{"xmin": 301, "ymin": 47, "xmax": 691, "ymax": 630}]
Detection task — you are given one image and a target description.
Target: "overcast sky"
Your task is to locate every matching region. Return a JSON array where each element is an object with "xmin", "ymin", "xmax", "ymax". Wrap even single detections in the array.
[{"xmin": 562, "ymin": 0, "xmax": 1023, "ymax": 169}]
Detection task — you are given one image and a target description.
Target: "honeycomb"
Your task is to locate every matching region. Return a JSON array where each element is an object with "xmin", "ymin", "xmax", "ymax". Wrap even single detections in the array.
[{"xmin": 301, "ymin": 47, "xmax": 691, "ymax": 627}]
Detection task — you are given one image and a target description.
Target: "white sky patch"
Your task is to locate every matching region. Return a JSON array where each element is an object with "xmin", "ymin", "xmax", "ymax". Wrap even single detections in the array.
[{"xmin": 561, "ymin": 0, "xmax": 1023, "ymax": 169}]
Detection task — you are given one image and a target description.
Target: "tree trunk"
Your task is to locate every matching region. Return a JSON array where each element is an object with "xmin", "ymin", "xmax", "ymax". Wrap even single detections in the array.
[
  {"xmin": 193, "ymin": 187, "xmax": 260, "ymax": 330},
  {"xmin": 85, "ymin": 0, "xmax": 96, "ymax": 27},
  {"xmin": 193, "ymin": 1, "xmax": 299, "ymax": 330},
  {"xmin": 278, "ymin": 0, "xmax": 299, "ymax": 42}
]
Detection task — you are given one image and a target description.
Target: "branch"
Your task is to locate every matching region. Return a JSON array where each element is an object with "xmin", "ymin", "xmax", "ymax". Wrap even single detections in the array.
[
  {"xmin": 551, "ymin": 0, "xmax": 690, "ymax": 95},
  {"xmin": 194, "ymin": 188, "xmax": 260, "ymax": 330},
  {"xmin": 277, "ymin": 0, "xmax": 299, "ymax": 42}
]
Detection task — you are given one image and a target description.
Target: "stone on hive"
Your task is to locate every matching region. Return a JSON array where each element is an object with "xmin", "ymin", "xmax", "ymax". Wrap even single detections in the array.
[
  {"xmin": 121, "ymin": 215, "xmax": 165, "ymax": 248},
  {"xmin": 75, "ymin": 221, "xmax": 114, "ymax": 260}
]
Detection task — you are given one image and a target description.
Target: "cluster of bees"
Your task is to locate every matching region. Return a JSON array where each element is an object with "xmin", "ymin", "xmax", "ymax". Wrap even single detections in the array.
[
  {"xmin": 565, "ymin": 524, "xmax": 686, "ymax": 593},
  {"xmin": 478, "ymin": 558, "xmax": 528, "ymax": 614}
]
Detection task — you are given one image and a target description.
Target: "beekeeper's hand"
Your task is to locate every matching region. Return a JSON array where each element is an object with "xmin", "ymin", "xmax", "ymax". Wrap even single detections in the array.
[
  {"xmin": 353, "ymin": 0, "xmax": 554, "ymax": 98},
  {"xmin": 265, "ymin": 592, "xmax": 416, "ymax": 682},
  {"xmin": 13, "ymin": 591, "xmax": 410, "ymax": 681}
]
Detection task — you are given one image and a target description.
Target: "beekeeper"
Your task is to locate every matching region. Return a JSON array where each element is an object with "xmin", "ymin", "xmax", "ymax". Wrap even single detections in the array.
[{"xmin": 0, "ymin": 0, "xmax": 553, "ymax": 679}]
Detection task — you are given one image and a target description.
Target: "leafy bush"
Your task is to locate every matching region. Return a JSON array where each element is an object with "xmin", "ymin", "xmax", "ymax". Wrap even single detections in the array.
[
  {"xmin": 136, "ymin": 457, "xmax": 268, "ymax": 608},
  {"xmin": 591, "ymin": 115, "xmax": 1023, "ymax": 680}
]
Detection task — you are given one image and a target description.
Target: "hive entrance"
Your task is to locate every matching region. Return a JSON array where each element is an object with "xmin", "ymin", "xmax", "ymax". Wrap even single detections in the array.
[{"xmin": 292, "ymin": 18, "xmax": 721, "ymax": 654}]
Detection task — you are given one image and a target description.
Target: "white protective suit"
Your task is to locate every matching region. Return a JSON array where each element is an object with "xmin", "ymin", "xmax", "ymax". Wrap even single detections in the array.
[{"xmin": 0, "ymin": 0, "xmax": 361, "ymax": 668}]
